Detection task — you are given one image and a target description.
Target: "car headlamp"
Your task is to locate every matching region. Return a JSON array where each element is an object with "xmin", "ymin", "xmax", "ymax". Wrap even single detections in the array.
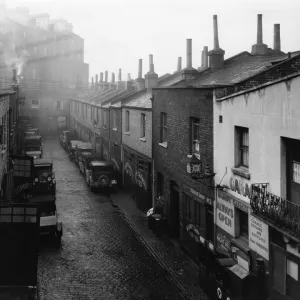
[
  {"xmin": 47, "ymin": 177, "xmax": 51, "ymax": 182},
  {"xmin": 34, "ymin": 178, "xmax": 38, "ymax": 183},
  {"xmin": 52, "ymin": 179, "xmax": 56, "ymax": 184}
]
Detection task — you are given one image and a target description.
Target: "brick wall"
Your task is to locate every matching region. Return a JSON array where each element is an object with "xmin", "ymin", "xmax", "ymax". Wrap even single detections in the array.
[
  {"xmin": 152, "ymin": 88, "xmax": 214, "ymax": 200},
  {"xmin": 122, "ymin": 108, "xmax": 152, "ymax": 159}
]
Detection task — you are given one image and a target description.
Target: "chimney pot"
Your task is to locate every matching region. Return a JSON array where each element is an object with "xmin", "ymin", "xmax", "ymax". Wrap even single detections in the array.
[
  {"xmin": 100, "ymin": 72, "xmax": 103, "ymax": 82},
  {"xmin": 138, "ymin": 59, "xmax": 142, "ymax": 78},
  {"xmin": 127, "ymin": 73, "xmax": 131, "ymax": 81},
  {"xmin": 186, "ymin": 39, "xmax": 192, "ymax": 68},
  {"xmin": 257, "ymin": 14, "xmax": 263, "ymax": 44},
  {"xmin": 118, "ymin": 69, "xmax": 122, "ymax": 81},
  {"xmin": 177, "ymin": 57, "xmax": 182, "ymax": 71},
  {"xmin": 203, "ymin": 46, "xmax": 208, "ymax": 68},
  {"xmin": 273, "ymin": 24, "xmax": 281, "ymax": 52},
  {"xmin": 111, "ymin": 73, "xmax": 115, "ymax": 83},
  {"xmin": 105, "ymin": 71, "xmax": 108, "ymax": 83},
  {"xmin": 149, "ymin": 54, "xmax": 154, "ymax": 73},
  {"xmin": 95, "ymin": 74, "xmax": 98, "ymax": 84},
  {"xmin": 213, "ymin": 15, "xmax": 220, "ymax": 49}
]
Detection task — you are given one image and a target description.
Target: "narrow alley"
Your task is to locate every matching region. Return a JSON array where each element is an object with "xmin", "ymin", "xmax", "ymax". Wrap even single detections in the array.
[{"xmin": 37, "ymin": 138, "xmax": 189, "ymax": 300}]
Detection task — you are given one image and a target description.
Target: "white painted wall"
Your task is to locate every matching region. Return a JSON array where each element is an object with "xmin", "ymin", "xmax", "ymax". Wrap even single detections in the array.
[{"xmin": 214, "ymin": 75, "xmax": 300, "ymax": 199}]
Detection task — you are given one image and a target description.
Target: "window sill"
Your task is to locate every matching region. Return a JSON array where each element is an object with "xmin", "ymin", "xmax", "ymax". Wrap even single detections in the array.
[
  {"xmin": 113, "ymin": 128, "xmax": 117, "ymax": 131},
  {"xmin": 158, "ymin": 142, "xmax": 168, "ymax": 148},
  {"xmin": 231, "ymin": 166, "xmax": 251, "ymax": 180},
  {"xmin": 124, "ymin": 131, "xmax": 130, "ymax": 135},
  {"xmin": 139, "ymin": 137, "xmax": 146, "ymax": 142}
]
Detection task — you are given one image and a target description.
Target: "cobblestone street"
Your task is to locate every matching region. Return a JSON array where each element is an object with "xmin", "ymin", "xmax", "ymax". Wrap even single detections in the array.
[{"xmin": 37, "ymin": 137, "xmax": 190, "ymax": 300}]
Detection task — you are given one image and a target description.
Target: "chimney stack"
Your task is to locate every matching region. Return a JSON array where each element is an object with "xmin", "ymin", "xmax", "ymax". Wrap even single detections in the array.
[
  {"xmin": 208, "ymin": 15, "xmax": 225, "ymax": 69},
  {"xmin": 145, "ymin": 54, "xmax": 158, "ymax": 90},
  {"xmin": 109, "ymin": 72, "xmax": 117, "ymax": 90},
  {"xmin": 273, "ymin": 24, "xmax": 281, "ymax": 52},
  {"xmin": 177, "ymin": 57, "xmax": 182, "ymax": 71},
  {"xmin": 186, "ymin": 39, "xmax": 192, "ymax": 69},
  {"xmin": 198, "ymin": 46, "xmax": 209, "ymax": 71},
  {"xmin": 12, "ymin": 68, "xmax": 17, "ymax": 83},
  {"xmin": 149, "ymin": 54, "xmax": 155, "ymax": 73},
  {"xmin": 105, "ymin": 71, "xmax": 108, "ymax": 82},
  {"xmin": 100, "ymin": 72, "xmax": 103, "ymax": 82},
  {"xmin": 125, "ymin": 73, "xmax": 134, "ymax": 91},
  {"xmin": 118, "ymin": 69, "xmax": 122, "ymax": 81},
  {"xmin": 95, "ymin": 74, "xmax": 98, "ymax": 85},
  {"xmin": 136, "ymin": 59, "xmax": 145, "ymax": 91},
  {"xmin": 111, "ymin": 73, "xmax": 115, "ymax": 83},
  {"xmin": 91, "ymin": 77, "xmax": 94, "ymax": 87},
  {"xmin": 251, "ymin": 14, "xmax": 268, "ymax": 55},
  {"xmin": 138, "ymin": 59, "xmax": 143, "ymax": 79}
]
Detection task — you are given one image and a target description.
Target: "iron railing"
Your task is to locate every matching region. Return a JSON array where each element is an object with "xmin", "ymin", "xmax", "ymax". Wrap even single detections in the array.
[{"xmin": 251, "ymin": 183, "xmax": 300, "ymax": 238}]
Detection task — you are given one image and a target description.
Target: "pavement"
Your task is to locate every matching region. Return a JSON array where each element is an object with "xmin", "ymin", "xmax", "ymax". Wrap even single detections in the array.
[{"xmin": 109, "ymin": 192, "xmax": 209, "ymax": 300}]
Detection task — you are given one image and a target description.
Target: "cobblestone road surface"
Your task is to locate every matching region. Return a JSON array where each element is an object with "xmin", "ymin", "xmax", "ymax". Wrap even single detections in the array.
[{"xmin": 38, "ymin": 138, "xmax": 190, "ymax": 300}]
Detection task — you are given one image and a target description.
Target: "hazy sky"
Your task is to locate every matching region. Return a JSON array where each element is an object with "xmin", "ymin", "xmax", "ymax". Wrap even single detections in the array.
[{"xmin": 7, "ymin": 0, "xmax": 300, "ymax": 82}]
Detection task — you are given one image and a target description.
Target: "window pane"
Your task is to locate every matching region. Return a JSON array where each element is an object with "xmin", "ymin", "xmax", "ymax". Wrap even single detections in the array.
[{"xmin": 287, "ymin": 259, "xmax": 298, "ymax": 281}]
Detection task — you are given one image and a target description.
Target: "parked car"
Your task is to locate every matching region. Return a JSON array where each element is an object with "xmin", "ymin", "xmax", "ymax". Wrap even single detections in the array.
[
  {"xmin": 85, "ymin": 160, "xmax": 117, "ymax": 192},
  {"xmin": 25, "ymin": 131, "xmax": 36, "ymax": 138},
  {"xmin": 23, "ymin": 136, "xmax": 43, "ymax": 159},
  {"xmin": 74, "ymin": 142, "xmax": 93, "ymax": 166},
  {"xmin": 32, "ymin": 159, "xmax": 56, "ymax": 195},
  {"xmin": 27, "ymin": 127, "xmax": 40, "ymax": 136},
  {"xmin": 68, "ymin": 140, "xmax": 83, "ymax": 161},
  {"xmin": 79, "ymin": 154, "xmax": 102, "ymax": 176}
]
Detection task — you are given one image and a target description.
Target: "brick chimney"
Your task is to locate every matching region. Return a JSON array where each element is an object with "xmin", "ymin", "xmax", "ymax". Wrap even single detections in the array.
[
  {"xmin": 117, "ymin": 68, "xmax": 124, "ymax": 90},
  {"xmin": 145, "ymin": 54, "xmax": 158, "ymax": 90},
  {"xmin": 182, "ymin": 39, "xmax": 198, "ymax": 79},
  {"xmin": 177, "ymin": 57, "xmax": 182, "ymax": 71},
  {"xmin": 198, "ymin": 46, "xmax": 209, "ymax": 71},
  {"xmin": 208, "ymin": 15, "xmax": 225, "ymax": 69},
  {"xmin": 125, "ymin": 73, "xmax": 134, "ymax": 91},
  {"xmin": 109, "ymin": 72, "xmax": 116, "ymax": 90},
  {"xmin": 251, "ymin": 14, "xmax": 268, "ymax": 55},
  {"xmin": 95, "ymin": 74, "xmax": 98, "ymax": 85},
  {"xmin": 273, "ymin": 24, "xmax": 281, "ymax": 52},
  {"xmin": 136, "ymin": 59, "xmax": 145, "ymax": 91},
  {"xmin": 105, "ymin": 71, "xmax": 108, "ymax": 83},
  {"xmin": 99, "ymin": 72, "xmax": 104, "ymax": 90},
  {"xmin": 102, "ymin": 71, "xmax": 109, "ymax": 89},
  {"xmin": 91, "ymin": 77, "xmax": 94, "ymax": 87}
]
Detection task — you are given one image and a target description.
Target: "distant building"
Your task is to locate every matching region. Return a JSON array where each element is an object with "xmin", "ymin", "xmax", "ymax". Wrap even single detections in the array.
[{"xmin": 0, "ymin": 4, "xmax": 89, "ymax": 134}]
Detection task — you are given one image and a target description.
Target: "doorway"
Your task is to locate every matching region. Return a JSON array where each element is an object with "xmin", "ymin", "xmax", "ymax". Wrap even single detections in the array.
[
  {"xmin": 286, "ymin": 138, "xmax": 300, "ymax": 205},
  {"xmin": 170, "ymin": 180, "xmax": 180, "ymax": 238}
]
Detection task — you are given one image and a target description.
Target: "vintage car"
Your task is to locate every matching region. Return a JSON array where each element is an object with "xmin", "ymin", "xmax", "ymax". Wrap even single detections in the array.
[
  {"xmin": 85, "ymin": 160, "xmax": 117, "ymax": 191},
  {"xmin": 74, "ymin": 142, "xmax": 93, "ymax": 166},
  {"xmin": 29, "ymin": 159, "xmax": 62, "ymax": 244},
  {"xmin": 23, "ymin": 136, "xmax": 43, "ymax": 159},
  {"xmin": 32, "ymin": 159, "xmax": 56, "ymax": 195},
  {"xmin": 27, "ymin": 127, "xmax": 40, "ymax": 136},
  {"xmin": 25, "ymin": 131, "xmax": 36, "ymax": 138},
  {"xmin": 68, "ymin": 140, "xmax": 83, "ymax": 160},
  {"xmin": 79, "ymin": 154, "xmax": 102, "ymax": 175}
]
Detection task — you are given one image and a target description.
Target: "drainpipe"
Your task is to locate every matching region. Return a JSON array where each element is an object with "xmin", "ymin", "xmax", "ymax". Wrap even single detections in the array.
[{"xmin": 151, "ymin": 94, "xmax": 155, "ymax": 207}]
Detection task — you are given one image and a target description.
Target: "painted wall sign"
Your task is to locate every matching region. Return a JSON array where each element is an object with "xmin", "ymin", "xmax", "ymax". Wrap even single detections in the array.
[
  {"xmin": 229, "ymin": 175, "xmax": 251, "ymax": 199},
  {"xmin": 216, "ymin": 228, "xmax": 232, "ymax": 256},
  {"xmin": 124, "ymin": 161, "xmax": 134, "ymax": 178},
  {"xmin": 111, "ymin": 157, "xmax": 120, "ymax": 171},
  {"xmin": 232, "ymin": 198, "xmax": 249, "ymax": 213},
  {"xmin": 216, "ymin": 190, "xmax": 235, "ymax": 236},
  {"xmin": 249, "ymin": 215, "xmax": 269, "ymax": 260},
  {"xmin": 187, "ymin": 186, "xmax": 213, "ymax": 206},
  {"xmin": 135, "ymin": 171, "xmax": 147, "ymax": 190}
]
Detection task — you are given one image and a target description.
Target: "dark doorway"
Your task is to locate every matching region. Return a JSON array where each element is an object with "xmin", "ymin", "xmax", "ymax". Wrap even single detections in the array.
[
  {"xmin": 286, "ymin": 138, "xmax": 300, "ymax": 205},
  {"xmin": 170, "ymin": 180, "xmax": 180, "ymax": 238}
]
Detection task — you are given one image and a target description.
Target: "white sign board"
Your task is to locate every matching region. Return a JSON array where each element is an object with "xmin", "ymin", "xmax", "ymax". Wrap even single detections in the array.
[
  {"xmin": 216, "ymin": 191, "xmax": 235, "ymax": 236},
  {"xmin": 249, "ymin": 215, "xmax": 269, "ymax": 260}
]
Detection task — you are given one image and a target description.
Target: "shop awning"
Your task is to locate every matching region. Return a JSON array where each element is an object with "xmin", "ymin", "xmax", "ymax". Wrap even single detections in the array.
[{"xmin": 229, "ymin": 264, "xmax": 249, "ymax": 279}]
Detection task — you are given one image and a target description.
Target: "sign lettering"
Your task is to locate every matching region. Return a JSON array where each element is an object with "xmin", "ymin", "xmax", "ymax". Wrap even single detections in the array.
[
  {"xmin": 216, "ymin": 191, "xmax": 235, "ymax": 236},
  {"xmin": 249, "ymin": 215, "xmax": 269, "ymax": 260}
]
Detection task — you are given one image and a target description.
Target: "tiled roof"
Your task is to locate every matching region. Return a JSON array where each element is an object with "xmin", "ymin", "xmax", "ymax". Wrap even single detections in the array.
[
  {"xmin": 122, "ymin": 89, "xmax": 152, "ymax": 109},
  {"xmin": 175, "ymin": 51, "xmax": 289, "ymax": 87}
]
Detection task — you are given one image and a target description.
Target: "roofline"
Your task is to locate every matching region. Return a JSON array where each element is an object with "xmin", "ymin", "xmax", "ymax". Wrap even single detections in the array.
[
  {"xmin": 236, "ymin": 52, "xmax": 300, "ymax": 85},
  {"xmin": 153, "ymin": 84, "xmax": 231, "ymax": 90},
  {"xmin": 122, "ymin": 106, "xmax": 151, "ymax": 111},
  {"xmin": 217, "ymin": 71, "xmax": 300, "ymax": 102},
  {"xmin": 0, "ymin": 90, "xmax": 16, "ymax": 96}
]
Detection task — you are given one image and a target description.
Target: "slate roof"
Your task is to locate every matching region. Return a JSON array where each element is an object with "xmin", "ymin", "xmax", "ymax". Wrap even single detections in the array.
[{"xmin": 175, "ymin": 51, "xmax": 290, "ymax": 87}]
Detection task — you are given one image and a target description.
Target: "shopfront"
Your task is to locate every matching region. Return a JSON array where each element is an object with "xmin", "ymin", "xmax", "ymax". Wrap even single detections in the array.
[{"xmin": 181, "ymin": 184, "xmax": 214, "ymax": 263}]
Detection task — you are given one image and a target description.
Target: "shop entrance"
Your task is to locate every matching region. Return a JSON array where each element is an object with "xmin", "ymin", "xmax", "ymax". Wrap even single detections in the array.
[{"xmin": 170, "ymin": 181, "xmax": 180, "ymax": 238}]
